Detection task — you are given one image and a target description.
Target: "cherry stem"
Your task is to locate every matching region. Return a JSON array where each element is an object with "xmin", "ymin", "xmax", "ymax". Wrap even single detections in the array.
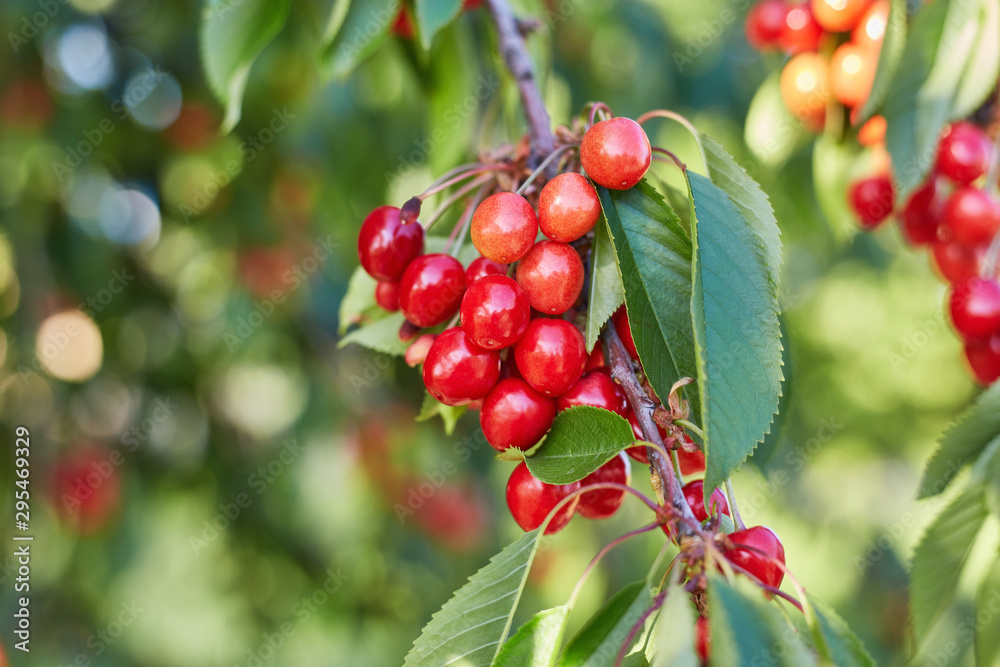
[
  {"xmin": 614, "ymin": 591, "xmax": 666, "ymax": 667},
  {"xmin": 675, "ymin": 418, "xmax": 703, "ymax": 438},
  {"xmin": 669, "ymin": 448, "xmax": 684, "ymax": 482},
  {"xmin": 636, "ymin": 109, "xmax": 707, "ymax": 172},
  {"xmin": 423, "ymin": 174, "xmax": 494, "ymax": 231},
  {"xmin": 419, "ymin": 162, "xmax": 484, "ymax": 197},
  {"xmin": 419, "ymin": 165, "xmax": 501, "ymax": 201},
  {"xmin": 568, "ymin": 522, "xmax": 660, "ymax": 608},
  {"xmin": 651, "ymin": 147, "xmax": 686, "ymax": 172},
  {"xmin": 655, "ymin": 551, "xmax": 685, "ymax": 592},
  {"xmin": 725, "ymin": 479, "xmax": 747, "ymax": 531},
  {"xmin": 588, "ymin": 101, "xmax": 612, "ymax": 127},
  {"xmin": 484, "ymin": 0, "xmax": 555, "ymax": 167},
  {"xmin": 515, "ymin": 144, "xmax": 575, "ymax": 196},
  {"xmin": 446, "ymin": 182, "xmax": 489, "ymax": 258}
]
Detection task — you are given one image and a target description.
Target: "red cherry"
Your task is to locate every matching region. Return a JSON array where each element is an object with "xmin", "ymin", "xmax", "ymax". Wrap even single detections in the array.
[
  {"xmin": 556, "ymin": 371, "xmax": 628, "ymax": 416},
  {"xmin": 931, "ymin": 238, "xmax": 985, "ymax": 284},
  {"xmin": 850, "ymin": 175, "xmax": 895, "ymax": 229},
  {"xmin": 460, "ymin": 275, "xmax": 530, "ymax": 349},
  {"xmin": 939, "ymin": 187, "xmax": 1000, "ymax": 247},
  {"xmin": 357, "ymin": 206, "xmax": 425, "ymax": 281},
  {"xmin": 480, "ymin": 378, "xmax": 556, "ymax": 451},
  {"xmin": 580, "ymin": 118, "xmax": 652, "ymax": 190},
  {"xmin": 900, "ymin": 178, "xmax": 943, "ymax": 246},
  {"xmin": 949, "ymin": 278, "xmax": 1000, "ymax": 341},
  {"xmin": 746, "ymin": 0, "xmax": 789, "ymax": 51},
  {"xmin": 516, "ymin": 241, "xmax": 585, "ymax": 315},
  {"xmin": 586, "ymin": 345, "xmax": 607, "ymax": 371},
  {"xmin": 677, "ymin": 442, "xmax": 707, "ymax": 475},
  {"xmin": 852, "ymin": 0, "xmax": 889, "ymax": 50},
  {"xmin": 624, "ymin": 409, "xmax": 648, "ymax": 463},
  {"xmin": 780, "ymin": 2, "xmax": 823, "ymax": 53},
  {"xmin": 399, "ymin": 254, "xmax": 467, "ymax": 327},
  {"xmin": 506, "ymin": 462, "xmax": 580, "ymax": 534},
  {"xmin": 682, "ymin": 480, "xmax": 731, "ymax": 522},
  {"xmin": 965, "ymin": 334, "xmax": 1000, "ymax": 386},
  {"xmin": 613, "ymin": 307, "xmax": 639, "ymax": 360},
  {"xmin": 577, "ymin": 453, "xmax": 631, "ymax": 519},
  {"xmin": 405, "ymin": 334, "xmax": 436, "ymax": 367},
  {"xmin": 50, "ymin": 446, "xmax": 122, "ymax": 534},
  {"xmin": 937, "ymin": 122, "xmax": 991, "ymax": 185},
  {"xmin": 471, "ymin": 193, "xmax": 538, "ymax": 263},
  {"xmin": 375, "ymin": 280, "xmax": 400, "ymax": 312},
  {"xmin": 724, "ymin": 525, "xmax": 786, "ymax": 589},
  {"xmin": 514, "ymin": 319, "xmax": 587, "ymax": 396},
  {"xmin": 422, "ymin": 328, "xmax": 501, "ymax": 406},
  {"xmin": 811, "ymin": 0, "xmax": 870, "ymax": 32},
  {"xmin": 696, "ymin": 616, "xmax": 711, "ymax": 662},
  {"xmin": 390, "ymin": 7, "xmax": 414, "ymax": 38},
  {"xmin": 538, "ymin": 172, "xmax": 602, "ymax": 242},
  {"xmin": 465, "ymin": 256, "xmax": 509, "ymax": 284}
]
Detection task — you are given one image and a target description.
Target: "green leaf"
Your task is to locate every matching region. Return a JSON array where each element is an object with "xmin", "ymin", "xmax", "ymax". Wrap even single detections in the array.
[
  {"xmin": 559, "ymin": 581, "xmax": 652, "ymax": 667},
  {"xmin": 585, "ymin": 214, "xmax": 625, "ymax": 353},
  {"xmin": 812, "ymin": 133, "xmax": 865, "ymax": 242},
  {"xmin": 525, "ymin": 406, "xmax": 635, "ymax": 484},
  {"xmin": 910, "ymin": 483, "xmax": 989, "ymax": 639},
  {"xmin": 743, "ymin": 70, "xmax": 805, "ymax": 169},
  {"xmin": 427, "ymin": 24, "xmax": 480, "ymax": 175},
  {"xmin": 856, "ymin": 0, "xmax": 908, "ymax": 121},
  {"xmin": 417, "ymin": 392, "xmax": 467, "ymax": 435},
  {"xmin": 687, "ymin": 172, "xmax": 783, "ymax": 500},
  {"xmin": 415, "ymin": 0, "xmax": 463, "ymax": 50},
  {"xmin": 338, "ymin": 266, "xmax": 380, "ymax": 334},
  {"xmin": 323, "ymin": 0, "xmax": 401, "ymax": 80},
  {"xmin": 952, "ymin": 0, "xmax": 1000, "ymax": 120},
  {"xmin": 805, "ymin": 596, "xmax": 875, "ymax": 667},
  {"xmin": 404, "ymin": 531, "xmax": 543, "ymax": 666},
  {"xmin": 494, "ymin": 605, "xmax": 571, "ymax": 667},
  {"xmin": 200, "ymin": 0, "xmax": 291, "ymax": 133},
  {"xmin": 338, "ymin": 311, "xmax": 408, "ymax": 355},
  {"xmin": 599, "ymin": 182, "xmax": 699, "ymax": 419},
  {"xmin": 652, "ymin": 585, "xmax": 698, "ymax": 667},
  {"xmin": 918, "ymin": 381, "xmax": 1000, "ymax": 499},
  {"xmin": 975, "ymin": 557, "xmax": 1000, "ymax": 667}
]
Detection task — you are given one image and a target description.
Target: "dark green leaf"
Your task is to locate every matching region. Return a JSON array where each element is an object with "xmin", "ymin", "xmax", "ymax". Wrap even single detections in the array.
[
  {"xmin": 687, "ymin": 172, "xmax": 783, "ymax": 500},
  {"xmin": 918, "ymin": 381, "xmax": 1000, "ymax": 499},
  {"xmin": 975, "ymin": 557, "xmax": 1000, "ymax": 667},
  {"xmin": 417, "ymin": 392, "xmax": 466, "ymax": 435},
  {"xmin": 427, "ymin": 25, "xmax": 480, "ymax": 174},
  {"xmin": 910, "ymin": 483, "xmax": 989, "ymax": 639},
  {"xmin": 652, "ymin": 585, "xmax": 698, "ymax": 667},
  {"xmin": 805, "ymin": 596, "xmax": 875, "ymax": 667},
  {"xmin": 494, "ymin": 605, "xmax": 571, "ymax": 667},
  {"xmin": 857, "ymin": 0, "xmax": 908, "ymax": 121},
  {"xmin": 585, "ymin": 214, "xmax": 625, "ymax": 353},
  {"xmin": 415, "ymin": 0, "xmax": 463, "ymax": 50},
  {"xmin": 323, "ymin": 0, "xmax": 401, "ymax": 80},
  {"xmin": 338, "ymin": 311, "xmax": 408, "ymax": 355},
  {"xmin": 404, "ymin": 531, "xmax": 542, "ymax": 666},
  {"xmin": 200, "ymin": 0, "xmax": 292, "ymax": 132},
  {"xmin": 743, "ymin": 70, "xmax": 805, "ymax": 169},
  {"xmin": 559, "ymin": 581, "xmax": 652, "ymax": 667},
  {"xmin": 599, "ymin": 182, "xmax": 699, "ymax": 420},
  {"xmin": 525, "ymin": 406, "xmax": 635, "ymax": 484},
  {"xmin": 952, "ymin": 0, "xmax": 1000, "ymax": 119}
]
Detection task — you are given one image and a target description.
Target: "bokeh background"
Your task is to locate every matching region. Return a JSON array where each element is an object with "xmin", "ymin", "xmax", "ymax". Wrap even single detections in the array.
[{"xmin": 0, "ymin": 0, "xmax": 989, "ymax": 664}]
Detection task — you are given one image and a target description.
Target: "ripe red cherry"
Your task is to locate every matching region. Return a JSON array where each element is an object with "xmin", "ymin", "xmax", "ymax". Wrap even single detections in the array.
[
  {"xmin": 900, "ymin": 178, "xmax": 943, "ymax": 246},
  {"xmin": 465, "ymin": 256, "xmax": 508, "ymax": 284},
  {"xmin": 746, "ymin": 0, "xmax": 789, "ymax": 50},
  {"xmin": 480, "ymin": 378, "xmax": 556, "ymax": 451},
  {"xmin": 422, "ymin": 327, "xmax": 501, "ymax": 406},
  {"xmin": 677, "ymin": 441, "xmax": 707, "ymax": 475},
  {"xmin": 780, "ymin": 2, "xmax": 823, "ymax": 53},
  {"xmin": 682, "ymin": 480, "xmax": 730, "ymax": 522},
  {"xmin": 506, "ymin": 461, "xmax": 580, "ymax": 534},
  {"xmin": 50, "ymin": 446, "xmax": 122, "ymax": 534},
  {"xmin": 949, "ymin": 278, "xmax": 1000, "ymax": 341},
  {"xmin": 460, "ymin": 275, "xmax": 530, "ymax": 349},
  {"xmin": 586, "ymin": 345, "xmax": 607, "ymax": 371},
  {"xmin": 399, "ymin": 254, "xmax": 467, "ymax": 327},
  {"xmin": 516, "ymin": 241, "xmax": 585, "ymax": 315},
  {"xmin": 850, "ymin": 175, "xmax": 895, "ymax": 229},
  {"xmin": 577, "ymin": 453, "xmax": 631, "ymax": 519},
  {"xmin": 538, "ymin": 172, "xmax": 601, "ymax": 242},
  {"xmin": 937, "ymin": 122, "xmax": 991, "ymax": 185},
  {"xmin": 965, "ymin": 334, "xmax": 1000, "ymax": 386},
  {"xmin": 931, "ymin": 238, "xmax": 985, "ymax": 284},
  {"xmin": 724, "ymin": 525, "xmax": 786, "ymax": 589},
  {"xmin": 556, "ymin": 371, "xmax": 628, "ymax": 416},
  {"xmin": 514, "ymin": 319, "xmax": 587, "ymax": 396},
  {"xmin": 471, "ymin": 192, "xmax": 538, "ymax": 263},
  {"xmin": 375, "ymin": 280, "xmax": 399, "ymax": 311},
  {"xmin": 613, "ymin": 307, "xmax": 639, "ymax": 360},
  {"xmin": 696, "ymin": 616, "xmax": 711, "ymax": 662},
  {"xmin": 939, "ymin": 187, "xmax": 1000, "ymax": 247},
  {"xmin": 357, "ymin": 206, "xmax": 425, "ymax": 281},
  {"xmin": 580, "ymin": 118, "xmax": 652, "ymax": 190}
]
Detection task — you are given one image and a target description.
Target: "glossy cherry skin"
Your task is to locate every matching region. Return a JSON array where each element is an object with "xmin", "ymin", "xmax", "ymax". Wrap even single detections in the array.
[
  {"xmin": 586, "ymin": 345, "xmax": 607, "ymax": 371},
  {"xmin": 965, "ymin": 334, "xmax": 1000, "ymax": 386},
  {"xmin": 577, "ymin": 452, "xmax": 631, "ymax": 519},
  {"xmin": 516, "ymin": 241, "xmax": 585, "ymax": 315},
  {"xmin": 514, "ymin": 319, "xmax": 587, "ymax": 396},
  {"xmin": 900, "ymin": 178, "xmax": 943, "ymax": 246},
  {"xmin": 471, "ymin": 192, "xmax": 538, "ymax": 263},
  {"xmin": 810, "ymin": 0, "xmax": 869, "ymax": 32},
  {"xmin": 375, "ymin": 280, "xmax": 399, "ymax": 311},
  {"xmin": 852, "ymin": 0, "xmax": 888, "ymax": 50},
  {"xmin": 683, "ymin": 480, "xmax": 731, "ymax": 522},
  {"xmin": 949, "ymin": 278, "xmax": 1000, "ymax": 341},
  {"xmin": 357, "ymin": 206, "xmax": 425, "ymax": 281},
  {"xmin": 506, "ymin": 462, "xmax": 580, "ymax": 534},
  {"xmin": 399, "ymin": 254, "xmax": 466, "ymax": 327},
  {"xmin": 480, "ymin": 378, "xmax": 556, "ymax": 451},
  {"xmin": 937, "ymin": 122, "xmax": 991, "ymax": 185},
  {"xmin": 940, "ymin": 187, "xmax": 1000, "ymax": 247},
  {"xmin": 850, "ymin": 175, "xmax": 894, "ymax": 229},
  {"xmin": 538, "ymin": 172, "xmax": 601, "ymax": 242},
  {"xmin": 696, "ymin": 616, "xmax": 711, "ymax": 662},
  {"xmin": 780, "ymin": 2, "xmax": 823, "ymax": 54},
  {"xmin": 830, "ymin": 42, "xmax": 876, "ymax": 108},
  {"xmin": 746, "ymin": 0, "xmax": 789, "ymax": 51},
  {"xmin": 677, "ymin": 442, "xmax": 707, "ymax": 475},
  {"xmin": 724, "ymin": 525, "xmax": 786, "ymax": 589},
  {"xmin": 460, "ymin": 275, "xmax": 530, "ymax": 349},
  {"xmin": 613, "ymin": 307, "xmax": 640, "ymax": 360},
  {"xmin": 580, "ymin": 118, "xmax": 651, "ymax": 190},
  {"xmin": 780, "ymin": 53, "xmax": 830, "ymax": 128},
  {"xmin": 422, "ymin": 328, "xmax": 501, "ymax": 406},
  {"xmin": 556, "ymin": 371, "xmax": 628, "ymax": 416},
  {"xmin": 465, "ymin": 256, "xmax": 509, "ymax": 284},
  {"xmin": 931, "ymin": 238, "xmax": 985, "ymax": 284}
]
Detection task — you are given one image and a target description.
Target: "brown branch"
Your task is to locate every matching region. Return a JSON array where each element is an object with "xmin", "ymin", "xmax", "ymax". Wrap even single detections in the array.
[{"xmin": 484, "ymin": 0, "xmax": 555, "ymax": 167}]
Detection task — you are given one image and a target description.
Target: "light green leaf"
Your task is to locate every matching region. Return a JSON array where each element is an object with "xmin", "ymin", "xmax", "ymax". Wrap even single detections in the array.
[
  {"xmin": 857, "ymin": 0, "xmax": 908, "ymax": 121},
  {"xmin": 200, "ymin": 0, "xmax": 292, "ymax": 133},
  {"xmin": 910, "ymin": 483, "xmax": 989, "ymax": 639},
  {"xmin": 918, "ymin": 381, "xmax": 1000, "ymax": 499},
  {"xmin": 427, "ymin": 24, "xmax": 479, "ymax": 174},
  {"xmin": 953, "ymin": 0, "xmax": 1000, "ymax": 120},
  {"xmin": 494, "ymin": 605, "xmax": 571, "ymax": 667},
  {"xmin": 687, "ymin": 172, "xmax": 783, "ymax": 501},
  {"xmin": 599, "ymin": 182, "xmax": 699, "ymax": 419},
  {"xmin": 585, "ymin": 214, "xmax": 625, "ymax": 353},
  {"xmin": 405, "ymin": 531, "xmax": 543, "ymax": 666},
  {"xmin": 339, "ymin": 266, "xmax": 381, "ymax": 335},
  {"xmin": 812, "ymin": 133, "xmax": 865, "ymax": 242},
  {"xmin": 417, "ymin": 392, "xmax": 467, "ymax": 435},
  {"xmin": 338, "ymin": 311, "xmax": 408, "ymax": 355},
  {"xmin": 652, "ymin": 585, "xmax": 698, "ymax": 667},
  {"xmin": 324, "ymin": 0, "xmax": 401, "ymax": 80},
  {"xmin": 743, "ymin": 71, "xmax": 805, "ymax": 169},
  {"xmin": 525, "ymin": 406, "xmax": 635, "ymax": 484},
  {"xmin": 975, "ymin": 557, "xmax": 1000, "ymax": 666},
  {"xmin": 559, "ymin": 581, "xmax": 652, "ymax": 667},
  {"xmin": 416, "ymin": 0, "xmax": 463, "ymax": 50},
  {"xmin": 804, "ymin": 596, "xmax": 875, "ymax": 667}
]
